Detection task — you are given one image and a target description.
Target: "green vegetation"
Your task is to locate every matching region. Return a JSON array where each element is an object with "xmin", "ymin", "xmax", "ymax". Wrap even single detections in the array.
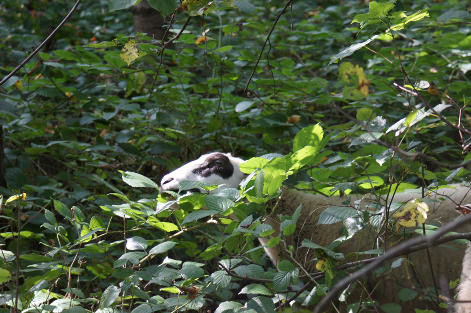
[{"xmin": 0, "ymin": 0, "xmax": 470, "ymax": 312}]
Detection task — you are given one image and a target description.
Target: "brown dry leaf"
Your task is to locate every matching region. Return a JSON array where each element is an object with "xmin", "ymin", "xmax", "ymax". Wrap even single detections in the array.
[
  {"xmin": 287, "ymin": 114, "xmax": 301, "ymax": 124},
  {"xmin": 195, "ymin": 35, "xmax": 209, "ymax": 45}
]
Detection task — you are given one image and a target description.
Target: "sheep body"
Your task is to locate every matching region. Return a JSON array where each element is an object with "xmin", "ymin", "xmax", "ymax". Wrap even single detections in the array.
[
  {"xmin": 265, "ymin": 186, "xmax": 471, "ymax": 310},
  {"xmin": 160, "ymin": 152, "xmax": 471, "ymax": 310}
]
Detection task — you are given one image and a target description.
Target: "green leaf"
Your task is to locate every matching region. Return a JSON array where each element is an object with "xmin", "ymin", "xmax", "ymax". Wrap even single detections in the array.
[
  {"xmin": 0, "ymin": 268, "xmax": 11, "ymax": 284},
  {"xmin": 266, "ymin": 236, "xmax": 280, "ymax": 248},
  {"xmin": 290, "ymin": 146, "xmax": 318, "ymax": 171},
  {"xmin": 330, "ymin": 35, "xmax": 378, "ymax": 64},
  {"xmin": 240, "ymin": 157, "xmax": 270, "ymax": 173},
  {"xmin": 215, "ymin": 45, "xmax": 233, "ymax": 53},
  {"xmin": 160, "ymin": 286, "xmax": 180, "ymax": 294},
  {"xmin": 86, "ymin": 41, "xmax": 118, "ymax": 48},
  {"xmin": 233, "ymin": 264, "xmax": 265, "ymax": 279},
  {"xmin": 54, "ymin": 200, "xmax": 72, "ymax": 220},
  {"xmin": 235, "ymin": 100, "xmax": 254, "ymax": 112},
  {"xmin": 219, "ymin": 258, "xmax": 243, "ymax": 269},
  {"xmin": 215, "ymin": 301, "xmax": 242, "ymax": 313},
  {"xmin": 109, "ymin": 0, "xmax": 139, "ymax": 11},
  {"xmin": 205, "ymin": 195, "xmax": 235, "ymax": 212},
  {"xmin": 90, "ymin": 216, "xmax": 105, "ymax": 230},
  {"xmin": 0, "ymin": 250, "xmax": 15, "ymax": 262},
  {"xmin": 126, "ymin": 236, "xmax": 148, "ymax": 251},
  {"xmin": 149, "ymin": 241, "xmax": 176, "ymax": 255},
  {"xmin": 180, "ymin": 262, "xmax": 205, "ymax": 279},
  {"xmin": 280, "ymin": 204, "xmax": 302, "ymax": 236},
  {"xmin": 404, "ymin": 110, "xmax": 418, "ymax": 127},
  {"xmin": 44, "ymin": 209, "xmax": 57, "ymax": 225},
  {"xmin": 200, "ymin": 242, "xmax": 222, "ymax": 260},
  {"xmin": 356, "ymin": 176, "xmax": 384, "ymax": 189},
  {"xmin": 239, "ymin": 284, "xmax": 272, "ymax": 296},
  {"xmin": 318, "ymin": 206, "xmax": 358, "ymax": 225},
  {"xmin": 301, "ymin": 239, "xmax": 344, "ymax": 259},
  {"xmin": 211, "ymin": 271, "xmax": 232, "ymax": 288},
  {"xmin": 121, "ymin": 171, "xmax": 159, "ymax": 189},
  {"xmin": 263, "ymin": 157, "xmax": 291, "ymax": 195},
  {"xmin": 398, "ymin": 288, "xmax": 418, "ymax": 302},
  {"xmin": 99, "ymin": 285, "xmax": 121, "ymax": 308},
  {"xmin": 255, "ymin": 169, "xmax": 264, "ymax": 198},
  {"xmin": 293, "ymin": 124, "xmax": 323, "ymax": 152},
  {"xmin": 182, "ymin": 209, "xmax": 219, "ymax": 224},
  {"xmin": 379, "ymin": 303, "xmax": 402, "ymax": 313},
  {"xmin": 233, "ymin": 0, "xmax": 256, "ymax": 13},
  {"xmin": 246, "ymin": 296, "xmax": 276, "ymax": 312},
  {"xmin": 352, "ymin": 1, "xmax": 395, "ymax": 27},
  {"xmin": 147, "ymin": 0, "xmax": 178, "ymax": 16},
  {"xmin": 379, "ymin": 183, "xmax": 418, "ymax": 194},
  {"xmin": 131, "ymin": 304, "xmax": 152, "ymax": 313},
  {"xmin": 147, "ymin": 218, "xmax": 179, "ymax": 232},
  {"xmin": 389, "ymin": 9, "xmax": 429, "ymax": 31},
  {"xmin": 356, "ymin": 108, "xmax": 375, "ymax": 121},
  {"xmin": 273, "ymin": 271, "xmax": 291, "ymax": 291}
]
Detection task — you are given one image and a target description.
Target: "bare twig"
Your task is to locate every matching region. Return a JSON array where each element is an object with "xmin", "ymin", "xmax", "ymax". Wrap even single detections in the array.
[
  {"xmin": 162, "ymin": 16, "xmax": 191, "ymax": 48},
  {"xmin": 244, "ymin": 0, "xmax": 294, "ymax": 93},
  {"xmin": 276, "ymin": 231, "xmax": 471, "ymax": 310},
  {"xmin": 313, "ymin": 214, "xmax": 471, "ymax": 313},
  {"xmin": 397, "ymin": 63, "xmax": 471, "ymax": 136},
  {"xmin": 330, "ymin": 102, "xmax": 471, "ymax": 170},
  {"xmin": 219, "ymin": 264, "xmax": 272, "ymax": 283},
  {"xmin": 0, "ymin": 0, "xmax": 81, "ymax": 87}
]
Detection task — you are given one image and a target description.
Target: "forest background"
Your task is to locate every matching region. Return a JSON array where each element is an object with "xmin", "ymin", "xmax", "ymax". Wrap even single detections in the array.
[{"xmin": 0, "ymin": 0, "xmax": 471, "ymax": 312}]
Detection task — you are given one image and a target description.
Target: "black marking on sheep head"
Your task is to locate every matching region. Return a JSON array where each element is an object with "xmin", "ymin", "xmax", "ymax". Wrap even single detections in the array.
[
  {"xmin": 160, "ymin": 152, "xmax": 246, "ymax": 192},
  {"xmin": 191, "ymin": 153, "xmax": 234, "ymax": 179}
]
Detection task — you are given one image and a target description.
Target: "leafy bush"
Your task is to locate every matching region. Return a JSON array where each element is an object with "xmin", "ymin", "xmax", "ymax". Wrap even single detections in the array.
[{"xmin": 0, "ymin": 0, "xmax": 470, "ymax": 312}]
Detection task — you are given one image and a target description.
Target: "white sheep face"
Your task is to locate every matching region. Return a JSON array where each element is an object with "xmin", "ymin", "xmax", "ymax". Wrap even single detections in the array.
[{"xmin": 160, "ymin": 152, "xmax": 246, "ymax": 191}]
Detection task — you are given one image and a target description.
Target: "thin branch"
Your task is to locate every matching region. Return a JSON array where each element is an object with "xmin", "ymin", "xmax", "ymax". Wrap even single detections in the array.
[
  {"xmin": 276, "ymin": 231, "xmax": 471, "ymax": 310},
  {"xmin": 163, "ymin": 16, "xmax": 192, "ymax": 49},
  {"xmin": 244, "ymin": 0, "xmax": 294, "ymax": 93},
  {"xmin": 0, "ymin": 0, "xmax": 81, "ymax": 87},
  {"xmin": 330, "ymin": 102, "xmax": 471, "ymax": 170},
  {"xmin": 219, "ymin": 264, "xmax": 272, "ymax": 283},
  {"xmin": 313, "ymin": 214, "xmax": 471, "ymax": 313},
  {"xmin": 397, "ymin": 62, "xmax": 471, "ymax": 136}
]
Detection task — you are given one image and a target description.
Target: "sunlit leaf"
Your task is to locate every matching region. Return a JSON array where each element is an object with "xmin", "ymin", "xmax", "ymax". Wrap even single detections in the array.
[
  {"xmin": 121, "ymin": 171, "xmax": 159, "ymax": 189},
  {"xmin": 120, "ymin": 40, "xmax": 140, "ymax": 66},
  {"xmin": 393, "ymin": 199, "xmax": 429, "ymax": 228}
]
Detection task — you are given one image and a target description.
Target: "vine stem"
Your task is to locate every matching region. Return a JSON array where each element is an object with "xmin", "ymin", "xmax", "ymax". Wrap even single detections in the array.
[
  {"xmin": 244, "ymin": 0, "xmax": 294, "ymax": 94},
  {"xmin": 0, "ymin": 0, "xmax": 81, "ymax": 87},
  {"xmin": 313, "ymin": 213, "xmax": 471, "ymax": 313}
]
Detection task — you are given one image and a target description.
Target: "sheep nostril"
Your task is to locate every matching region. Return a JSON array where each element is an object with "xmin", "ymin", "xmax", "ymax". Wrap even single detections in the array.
[{"xmin": 162, "ymin": 177, "xmax": 174, "ymax": 185}]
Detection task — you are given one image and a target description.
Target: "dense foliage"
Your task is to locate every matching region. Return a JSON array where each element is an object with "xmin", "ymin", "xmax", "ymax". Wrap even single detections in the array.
[{"xmin": 0, "ymin": 0, "xmax": 471, "ymax": 312}]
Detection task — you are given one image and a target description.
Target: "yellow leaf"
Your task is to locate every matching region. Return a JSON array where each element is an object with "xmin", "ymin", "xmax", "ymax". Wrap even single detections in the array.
[
  {"xmin": 6, "ymin": 193, "xmax": 27, "ymax": 204},
  {"xmin": 14, "ymin": 80, "xmax": 23, "ymax": 91},
  {"xmin": 195, "ymin": 35, "xmax": 209, "ymax": 45},
  {"xmin": 339, "ymin": 62, "xmax": 369, "ymax": 98},
  {"xmin": 393, "ymin": 199, "xmax": 429, "ymax": 228},
  {"xmin": 120, "ymin": 40, "xmax": 140, "ymax": 66},
  {"xmin": 316, "ymin": 258, "xmax": 327, "ymax": 272}
]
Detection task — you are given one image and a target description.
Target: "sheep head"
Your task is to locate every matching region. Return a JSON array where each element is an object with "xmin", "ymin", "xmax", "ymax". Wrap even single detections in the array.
[{"xmin": 160, "ymin": 152, "xmax": 246, "ymax": 191}]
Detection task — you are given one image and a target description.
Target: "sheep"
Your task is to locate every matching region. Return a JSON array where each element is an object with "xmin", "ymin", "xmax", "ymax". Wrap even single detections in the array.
[
  {"xmin": 160, "ymin": 152, "xmax": 246, "ymax": 191},
  {"xmin": 160, "ymin": 152, "xmax": 471, "ymax": 311},
  {"xmin": 456, "ymin": 245, "xmax": 471, "ymax": 313}
]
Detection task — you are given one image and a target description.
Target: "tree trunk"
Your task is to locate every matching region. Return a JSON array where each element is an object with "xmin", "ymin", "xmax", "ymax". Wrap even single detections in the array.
[{"xmin": 131, "ymin": 0, "xmax": 167, "ymax": 40}]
